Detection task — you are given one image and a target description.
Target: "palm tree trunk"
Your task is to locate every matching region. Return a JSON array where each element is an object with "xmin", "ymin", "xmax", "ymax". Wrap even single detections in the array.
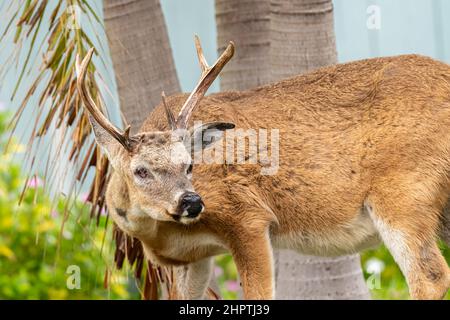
[
  {"xmin": 103, "ymin": 0, "xmax": 180, "ymax": 132},
  {"xmin": 216, "ymin": 0, "xmax": 370, "ymax": 299},
  {"xmin": 215, "ymin": 0, "xmax": 271, "ymax": 89},
  {"xmin": 269, "ymin": 0, "xmax": 338, "ymax": 76}
]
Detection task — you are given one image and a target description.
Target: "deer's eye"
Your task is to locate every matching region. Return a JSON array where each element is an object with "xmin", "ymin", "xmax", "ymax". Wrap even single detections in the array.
[
  {"xmin": 134, "ymin": 167, "xmax": 151, "ymax": 179},
  {"xmin": 186, "ymin": 163, "xmax": 193, "ymax": 175}
]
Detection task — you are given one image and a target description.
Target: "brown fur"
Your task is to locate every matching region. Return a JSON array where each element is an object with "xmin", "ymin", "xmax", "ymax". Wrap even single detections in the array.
[{"xmin": 104, "ymin": 54, "xmax": 450, "ymax": 299}]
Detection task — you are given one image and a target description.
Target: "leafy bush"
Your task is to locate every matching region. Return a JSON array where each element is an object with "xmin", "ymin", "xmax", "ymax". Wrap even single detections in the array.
[
  {"xmin": 214, "ymin": 254, "xmax": 240, "ymax": 299},
  {"xmin": 0, "ymin": 111, "xmax": 139, "ymax": 299},
  {"xmin": 361, "ymin": 243, "xmax": 450, "ymax": 300}
]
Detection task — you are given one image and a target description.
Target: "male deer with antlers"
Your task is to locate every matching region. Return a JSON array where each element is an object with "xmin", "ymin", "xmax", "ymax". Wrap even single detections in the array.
[{"xmin": 76, "ymin": 37, "xmax": 450, "ymax": 300}]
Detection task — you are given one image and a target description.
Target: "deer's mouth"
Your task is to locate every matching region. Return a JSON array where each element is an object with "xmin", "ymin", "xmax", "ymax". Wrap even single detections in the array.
[
  {"xmin": 178, "ymin": 214, "xmax": 202, "ymax": 224},
  {"xmin": 168, "ymin": 205, "xmax": 204, "ymax": 224}
]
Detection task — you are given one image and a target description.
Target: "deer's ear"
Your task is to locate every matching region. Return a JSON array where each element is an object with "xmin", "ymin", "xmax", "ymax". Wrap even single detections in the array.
[
  {"xmin": 88, "ymin": 115, "xmax": 124, "ymax": 169},
  {"xmin": 189, "ymin": 121, "xmax": 235, "ymax": 150}
]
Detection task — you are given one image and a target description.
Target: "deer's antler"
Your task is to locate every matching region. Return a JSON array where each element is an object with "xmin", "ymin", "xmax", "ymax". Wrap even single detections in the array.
[
  {"xmin": 176, "ymin": 35, "xmax": 235, "ymax": 129},
  {"xmin": 161, "ymin": 91, "xmax": 177, "ymax": 130},
  {"xmin": 75, "ymin": 48, "xmax": 135, "ymax": 151}
]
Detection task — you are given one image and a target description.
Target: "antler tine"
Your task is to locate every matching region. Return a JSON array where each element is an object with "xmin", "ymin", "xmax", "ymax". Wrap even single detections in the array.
[
  {"xmin": 161, "ymin": 91, "xmax": 176, "ymax": 130},
  {"xmin": 195, "ymin": 35, "xmax": 209, "ymax": 74},
  {"xmin": 75, "ymin": 48, "xmax": 134, "ymax": 151},
  {"xmin": 176, "ymin": 36, "xmax": 235, "ymax": 129}
]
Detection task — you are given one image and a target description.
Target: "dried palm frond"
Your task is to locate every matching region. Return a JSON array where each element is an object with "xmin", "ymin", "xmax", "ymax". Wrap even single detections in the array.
[
  {"xmin": 0, "ymin": 0, "xmax": 172, "ymax": 299},
  {"xmin": 112, "ymin": 225, "xmax": 174, "ymax": 299}
]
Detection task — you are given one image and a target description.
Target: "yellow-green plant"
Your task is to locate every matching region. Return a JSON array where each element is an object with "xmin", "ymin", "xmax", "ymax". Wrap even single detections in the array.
[
  {"xmin": 361, "ymin": 244, "xmax": 450, "ymax": 300},
  {"xmin": 0, "ymin": 110, "xmax": 138, "ymax": 299}
]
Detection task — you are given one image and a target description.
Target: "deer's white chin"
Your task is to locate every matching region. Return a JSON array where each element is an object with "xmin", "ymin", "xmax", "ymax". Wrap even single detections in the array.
[{"xmin": 178, "ymin": 215, "xmax": 201, "ymax": 225}]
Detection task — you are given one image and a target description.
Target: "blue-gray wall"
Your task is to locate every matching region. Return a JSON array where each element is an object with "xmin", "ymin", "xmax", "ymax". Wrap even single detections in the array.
[{"xmin": 334, "ymin": 0, "xmax": 450, "ymax": 63}]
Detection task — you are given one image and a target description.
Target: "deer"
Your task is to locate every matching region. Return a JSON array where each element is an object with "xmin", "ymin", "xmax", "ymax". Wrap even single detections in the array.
[{"xmin": 75, "ymin": 36, "xmax": 450, "ymax": 300}]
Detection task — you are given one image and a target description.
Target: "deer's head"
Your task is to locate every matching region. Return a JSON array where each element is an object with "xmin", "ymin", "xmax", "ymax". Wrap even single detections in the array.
[{"xmin": 76, "ymin": 37, "xmax": 235, "ymax": 225}]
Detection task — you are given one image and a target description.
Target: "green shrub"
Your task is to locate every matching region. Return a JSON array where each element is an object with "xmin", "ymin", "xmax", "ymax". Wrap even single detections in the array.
[
  {"xmin": 361, "ymin": 243, "xmax": 450, "ymax": 300},
  {"xmin": 0, "ymin": 111, "xmax": 139, "ymax": 299}
]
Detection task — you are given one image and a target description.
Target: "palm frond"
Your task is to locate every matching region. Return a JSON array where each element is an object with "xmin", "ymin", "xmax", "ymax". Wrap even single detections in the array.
[{"xmin": 2, "ymin": 0, "xmax": 102, "ymax": 218}]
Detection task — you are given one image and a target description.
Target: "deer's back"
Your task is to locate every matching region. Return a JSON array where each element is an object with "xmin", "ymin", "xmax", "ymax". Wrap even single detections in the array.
[{"xmin": 142, "ymin": 54, "xmax": 450, "ymax": 244}]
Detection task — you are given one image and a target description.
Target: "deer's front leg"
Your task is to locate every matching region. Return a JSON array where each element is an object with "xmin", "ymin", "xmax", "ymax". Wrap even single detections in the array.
[
  {"xmin": 228, "ymin": 228, "xmax": 275, "ymax": 300},
  {"xmin": 170, "ymin": 257, "xmax": 213, "ymax": 300}
]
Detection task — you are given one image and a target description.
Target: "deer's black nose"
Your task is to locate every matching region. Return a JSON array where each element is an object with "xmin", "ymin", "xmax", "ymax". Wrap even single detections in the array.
[{"xmin": 180, "ymin": 192, "xmax": 204, "ymax": 218}]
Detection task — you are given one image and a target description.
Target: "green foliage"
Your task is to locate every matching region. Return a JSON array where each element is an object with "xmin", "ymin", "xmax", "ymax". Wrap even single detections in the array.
[
  {"xmin": 0, "ymin": 110, "xmax": 138, "ymax": 299},
  {"xmin": 361, "ymin": 244, "xmax": 450, "ymax": 300},
  {"xmin": 215, "ymin": 254, "xmax": 239, "ymax": 300}
]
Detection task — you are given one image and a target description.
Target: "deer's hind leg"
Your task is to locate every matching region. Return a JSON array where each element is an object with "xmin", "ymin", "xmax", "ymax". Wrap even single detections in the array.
[
  {"xmin": 440, "ymin": 200, "xmax": 450, "ymax": 247},
  {"xmin": 366, "ymin": 181, "xmax": 450, "ymax": 300}
]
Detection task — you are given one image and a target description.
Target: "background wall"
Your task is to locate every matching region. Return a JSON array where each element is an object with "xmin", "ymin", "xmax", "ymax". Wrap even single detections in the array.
[{"xmin": 334, "ymin": 0, "xmax": 450, "ymax": 63}]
